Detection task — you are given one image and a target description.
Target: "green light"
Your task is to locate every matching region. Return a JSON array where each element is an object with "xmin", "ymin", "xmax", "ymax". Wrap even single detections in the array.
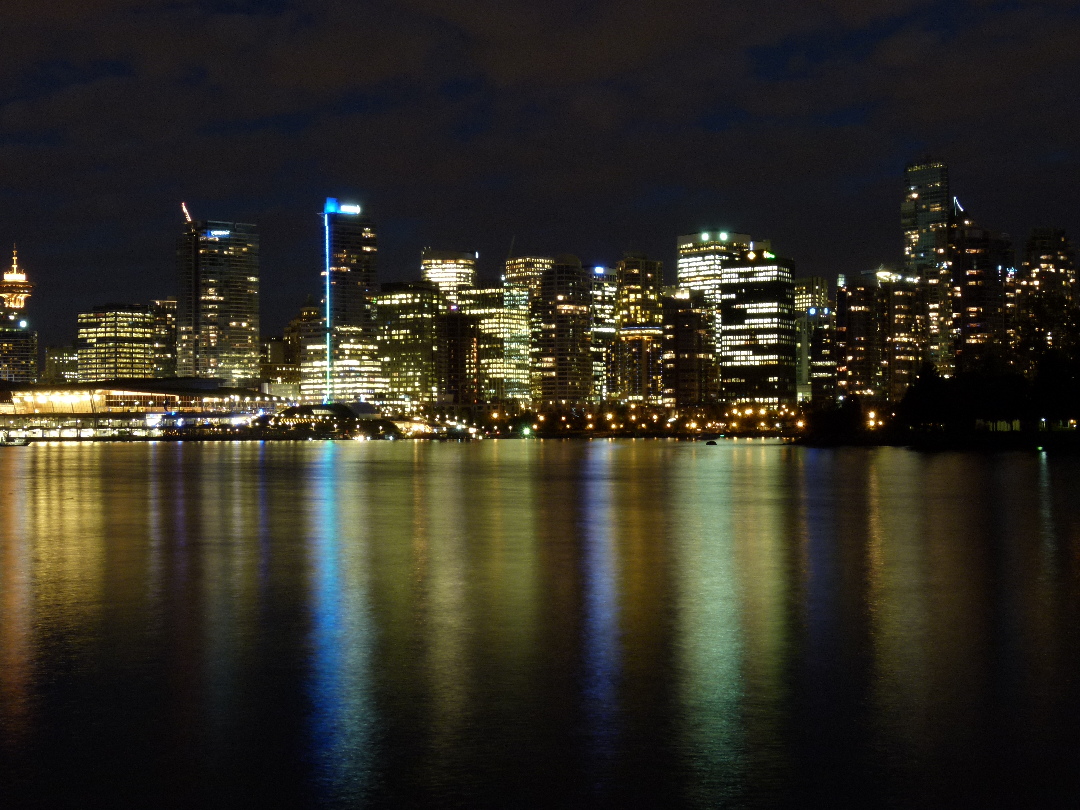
[
  {"xmin": 719, "ymin": 232, "xmax": 729, "ymax": 241},
  {"xmin": 522, "ymin": 427, "xmax": 531, "ymax": 436},
  {"xmin": 701, "ymin": 232, "xmax": 709, "ymax": 240}
]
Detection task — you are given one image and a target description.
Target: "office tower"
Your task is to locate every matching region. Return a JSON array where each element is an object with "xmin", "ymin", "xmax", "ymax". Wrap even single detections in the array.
[
  {"xmin": 676, "ymin": 231, "xmax": 754, "ymax": 348},
  {"xmin": 458, "ymin": 287, "xmax": 532, "ymax": 408},
  {"xmin": 289, "ymin": 298, "xmax": 329, "ymax": 401},
  {"xmin": 835, "ymin": 269, "xmax": 923, "ymax": 403},
  {"xmin": 662, "ymin": 290, "xmax": 718, "ymax": 406},
  {"xmin": 1012, "ymin": 228, "xmax": 1077, "ymax": 375},
  {"xmin": 77, "ymin": 304, "xmax": 156, "ymax": 381},
  {"xmin": 0, "ymin": 248, "xmax": 37, "ymax": 383},
  {"xmin": 375, "ymin": 281, "xmax": 441, "ymax": 413},
  {"xmin": 151, "ymin": 298, "xmax": 177, "ymax": 378},
  {"xmin": 946, "ymin": 216, "xmax": 1013, "ymax": 372},
  {"xmin": 902, "ymin": 160, "xmax": 953, "ymax": 374},
  {"xmin": 421, "ymin": 249, "xmax": 477, "ymax": 305},
  {"xmin": 176, "ymin": 218, "xmax": 260, "ymax": 385},
  {"xmin": 43, "ymin": 345, "xmax": 79, "ymax": 384},
  {"xmin": 716, "ymin": 242, "xmax": 797, "ymax": 407},
  {"xmin": 532, "ymin": 255, "xmax": 593, "ymax": 405},
  {"xmin": 588, "ymin": 266, "xmax": 618, "ymax": 402},
  {"xmin": 436, "ymin": 310, "xmax": 482, "ymax": 411},
  {"xmin": 614, "ymin": 253, "xmax": 665, "ymax": 403},
  {"xmin": 794, "ymin": 278, "xmax": 834, "ymax": 404},
  {"xmin": 505, "ymin": 255, "xmax": 555, "ymax": 299},
  {"xmin": 794, "ymin": 277, "xmax": 829, "ymax": 312},
  {"xmin": 320, "ymin": 198, "xmax": 383, "ymax": 402}
]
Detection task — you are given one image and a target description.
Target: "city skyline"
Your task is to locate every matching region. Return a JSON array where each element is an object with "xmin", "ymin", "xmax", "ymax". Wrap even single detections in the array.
[{"xmin": 2, "ymin": 1, "xmax": 1078, "ymax": 348}]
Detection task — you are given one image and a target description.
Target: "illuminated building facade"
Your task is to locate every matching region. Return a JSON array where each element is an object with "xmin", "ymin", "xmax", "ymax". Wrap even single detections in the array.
[
  {"xmin": 504, "ymin": 255, "xmax": 554, "ymax": 299},
  {"xmin": 662, "ymin": 290, "xmax": 718, "ymax": 406},
  {"xmin": 320, "ymin": 198, "xmax": 383, "ymax": 403},
  {"xmin": 677, "ymin": 232, "xmax": 754, "ymax": 350},
  {"xmin": 946, "ymin": 217, "xmax": 1013, "ymax": 372},
  {"xmin": 151, "ymin": 298, "xmax": 177, "ymax": 378},
  {"xmin": 532, "ymin": 255, "xmax": 593, "ymax": 405},
  {"xmin": 43, "ymin": 345, "xmax": 79, "ymax": 384},
  {"xmin": 375, "ymin": 281, "xmax": 440, "ymax": 412},
  {"xmin": 436, "ymin": 310, "xmax": 481, "ymax": 411},
  {"xmin": 794, "ymin": 277, "xmax": 834, "ymax": 403},
  {"xmin": 421, "ymin": 249, "xmax": 477, "ymax": 305},
  {"xmin": 716, "ymin": 244, "xmax": 796, "ymax": 407},
  {"xmin": 289, "ymin": 298, "xmax": 327, "ymax": 401},
  {"xmin": 458, "ymin": 286, "xmax": 531, "ymax": 407},
  {"xmin": 176, "ymin": 219, "xmax": 260, "ymax": 385},
  {"xmin": 1012, "ymin": 228, "xmax": 1078, "ymax": 375},
  {"xmin": 902, "ymin": 160, "xmax": 953, "ymax": 374},
  {"xmin": 77, "ymin": 304, "xmax": 156, "ymax": 381},
  {"xmin": 835, "ymin": 269, "xmax": 923, "ymax": 403},
  {"xmin": 614, "ymin": 253, "xmax": 664, "ymax": 403},
  {"xmin": 588, "ymin": 266, "xmax": 617, "ymax": 401},
  {"xmin": 0, "ymin": 247, "xmax": 37, "ymax": 383}
]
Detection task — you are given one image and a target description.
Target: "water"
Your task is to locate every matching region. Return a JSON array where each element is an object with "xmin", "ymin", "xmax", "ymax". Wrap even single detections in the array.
[{"xmin": 1, "ymin": 440, "xmax": 1079, "ymax": 808}]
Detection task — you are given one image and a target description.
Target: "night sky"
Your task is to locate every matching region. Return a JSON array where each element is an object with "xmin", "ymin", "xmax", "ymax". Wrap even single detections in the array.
[{"xmin": 4, "ymin": 0, "xmax": 1079, "ymax": 346}]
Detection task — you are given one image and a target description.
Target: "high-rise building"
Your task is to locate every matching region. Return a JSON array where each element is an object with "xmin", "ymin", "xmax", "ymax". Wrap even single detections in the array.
[
  {"xmin": 176, "ymin": 217, "xmax": 260, "ymax": 385},
  {"xmin": 835, "ymin": 269, "xmax": 923, "ymax": 403},
  {"xmin": 716, "ymin": 243, "xmax": 797, "ymax": 407},
  {"xmin": 375, "ymin": 281, "xmax": 441, "ymax": 413},
  {"xmin": 43, "ymin": 345, "xmax": 79, "ymax": 385},
  {"xmin": 320, "ymin": 198, "xmax": 384, "ymax": 403},
  {"xmin": 436, "ymin": 310, "xmax": 482, "ymax": 412},
  {"xmin": 1012, "ymin": 228, "xmax": 1078, "ymax": 374},
  {"xmin": 151, "ymin": 298, "xmax": 177, "ymax": 378},
  {"xmin": 902, "ymin": 160, "xmax": 953, "ymax": 374},
  {"xmin": 289, "ymin": 298, "xmax": 328, "ymax": 401},
  {"xmin": 614, "ymin": 253, "xmax": 664, "ymax": 403},
  {"xmin": 532, "ymin": 256, "xmax": 593, "ymax": 405},
  {"xmin": 0, "ymin": 248, "xmax": 37, "ymax": 383},
  {"xmin": 505, "ymin": 255, "xmax": 555, "ymax": 300},
  {"xmin": 421, "ymin": 249, "xmax": 477, "ymax": 305},
  {"xmin": 945, "ymin": 217, "xmax": 1013, "ymax": 373},
  {"xmin": 662, "ymin": 290, "xmax": 718, "ymax": 406},
  {"xmin": 588, "ymin": 266, "xmax": 618, "ymax": 402},
  {"xmin": 676, "ymin": 231, "xmax": 754, "ymax": 350},
  {"xmin": 794, "ymin": 278, "xmax": 834, "ymax": 404},
  {"xmin": 77, "ymin": 304, "xmax": 156, "ymax": 381},
  {"xmin": 458, "ymin": 287, "xmax": 532, "ymax": 408}
]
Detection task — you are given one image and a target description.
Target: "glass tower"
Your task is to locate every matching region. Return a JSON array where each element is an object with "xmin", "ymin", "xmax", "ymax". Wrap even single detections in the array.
[{"xmin": 176, "ymin": 220, "xmax": 260, "ymax": 385}]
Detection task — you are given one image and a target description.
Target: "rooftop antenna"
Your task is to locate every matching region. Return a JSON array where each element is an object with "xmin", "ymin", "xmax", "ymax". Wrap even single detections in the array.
[
  {"xmin": 506, "ymin": 235, "xmax": 516, "ymax": 262},
  {"xmin": 181, "ymin": 202, "xmax": 193, "ymax": 223}
]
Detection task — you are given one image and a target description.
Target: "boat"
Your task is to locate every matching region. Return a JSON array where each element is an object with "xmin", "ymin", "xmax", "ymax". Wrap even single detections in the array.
[{"xmin": 0, "ymin": 438, "xmax": 30, "ymax": 446}]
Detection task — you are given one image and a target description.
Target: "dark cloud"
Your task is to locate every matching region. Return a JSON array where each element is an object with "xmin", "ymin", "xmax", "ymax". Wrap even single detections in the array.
[{"xmin": 1, "ymin": 0, "xmax": 1078, "ymax": 345}]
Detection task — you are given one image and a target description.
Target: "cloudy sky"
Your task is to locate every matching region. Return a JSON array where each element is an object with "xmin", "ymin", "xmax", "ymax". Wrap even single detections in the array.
[{"xmin": 3, "ymin": 0, "xmax": 1079, "ymax": 344}]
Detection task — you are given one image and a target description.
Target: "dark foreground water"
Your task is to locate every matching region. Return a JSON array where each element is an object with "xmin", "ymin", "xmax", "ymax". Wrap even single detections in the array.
[{"xmin": 1, "ymin": 440, "xmax": 1079, "ymax": 808}]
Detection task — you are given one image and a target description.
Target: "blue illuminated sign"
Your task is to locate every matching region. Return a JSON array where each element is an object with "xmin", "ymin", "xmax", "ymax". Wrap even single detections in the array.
[{"xmin": 207, "ymin": 230, "xmax": 230, "ymax": 237}]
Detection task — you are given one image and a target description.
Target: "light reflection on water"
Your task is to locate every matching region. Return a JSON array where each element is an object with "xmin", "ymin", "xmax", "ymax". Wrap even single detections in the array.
[{"xmin": 1, "ymin": 440, "xmax": 1080, "ymax": 807}]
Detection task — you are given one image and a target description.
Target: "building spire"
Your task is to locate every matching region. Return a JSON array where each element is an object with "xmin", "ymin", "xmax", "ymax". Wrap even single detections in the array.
[{"xmin": 11, "ymin": 243, "xmax": 17, "ymax": 274}]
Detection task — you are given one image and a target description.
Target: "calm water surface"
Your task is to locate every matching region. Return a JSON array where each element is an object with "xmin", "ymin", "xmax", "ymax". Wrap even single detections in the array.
[{"xmin": 1, "ymin": 440, "xmax": 1079, "ymax": 808}]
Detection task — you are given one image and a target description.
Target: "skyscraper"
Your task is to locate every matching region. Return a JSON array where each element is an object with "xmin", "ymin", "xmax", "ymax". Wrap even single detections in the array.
[
  {"xmin": 375, "ymin": 281, "xmax": 441, "ymax": 413},
  {"xmin": 176, "ymin": 217, "xmax": 260, "ymax": 385},
  {"xmin": 458, "ymin": 286, "xmax": 532, "ymax": 409},
  {"xmin": 321, "ymin": 198, "xmax": 383, "ymax": 403},
  {"xmin": 532, "ymin": 256, "xmax": 593, "ymax": 405},
  {"xmin": 716, "ymin": 243, "xmax": 797, "ymax": 407},
  {"xmin": 505, "ymin": 255, "xmax": 554, "ymax": 299},
  {"xmin": 76, "ymin": 304, "xmax": 156, "ymax": 381},
  {"xmin": 794, "ymin": 277, "xmax": 834, "ymax": 404},
  {"xmin": 614, "ymin": 253, "xmax": 664, "ymax": 403},
  {"xmin": 902, "ymin": 160, "xmax": 953, "ymax": 374},
  {"xmin": 945, "ymin": 216, "xmax": 1013, "ymax": 372},
  {"xmin": 421, "ymin": 249, "xmax": 477, "ymax": 305},
  {"xmin": 0, "ymin": 247, "xmax": 37, "ymax": 383},
  {"xmin": 588, "ymin": 266, "xmax": 617, "ymax": 402},
  {"xmin": 151, "ymin": 298, "xmax": 177, "ymax": 378},
  {"xmin": 662, "ymin": 290, "xmax": 718, "ymax": 406},
  {"xmin": 1011, "ymin": 228, "xmax": 1076, "ymax": 375}
]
